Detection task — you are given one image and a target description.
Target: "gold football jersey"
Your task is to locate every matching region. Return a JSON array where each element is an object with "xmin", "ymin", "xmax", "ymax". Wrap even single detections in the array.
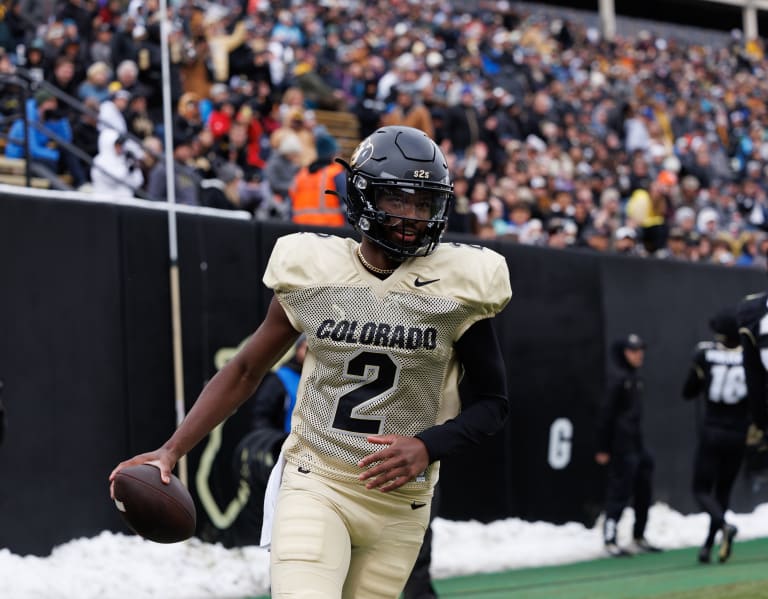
[{"xmin": 263, "ymin": 232, "xmax": 512, "ymax": 490}]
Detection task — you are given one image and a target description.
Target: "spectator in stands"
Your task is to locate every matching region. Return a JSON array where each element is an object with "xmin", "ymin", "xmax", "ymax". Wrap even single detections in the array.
[
  {"xmin": 443, "ymin": 85, "xmax": 482, "ymax": 162},
  {"xmin": 201, "ymin": 5, "xmax": 246, "ymax": 85},
  {"xmin": 660, "ymin": 227, "xmax": 690, "ymax": 261},
  {"xmin": 270, "ymin": 107, "xmax": 316, "ymax": 167},
  {"xmin": 146, "ymin": 132, "xmax": 201, "ymax": 205},
  {"xmin": 219, "ymin": 119, "xmax": 263, "ymax": 183},
  {"xmin": 46, "ymin": 56, "xmax": 79, "ymax": 118},
  {"xmin": 613, "ymin": 226, "xmax": 643, "ymax": 256},
  {"xmin": 199, "ymin": 161, "xmax": 248, "ymax": 212},
  {"xmin": 263, "ymin": 134, "xmax": 302, "ymax": 206},
  {"xmin": 289, "ymin": 131, "xmax": 345, "ymax": 227},
  {"xmin": 4, "ymin": 1, "xmax": 29, "ymax": 53},
  {"xmin": 97, "ymin": 86, "xmax": 128, "ymax": 132},
  {"xmin": 90, "ymin": 23, "xmax": 114, "ymax": 67},
  {"xmin": 5, "ymin": 88, "xmax": 85, "ymax": 187},
  {"xmin": 178, "ymin": 33, "xmax": 213, "ymax": 98},
  {"xmin": 202, "ymin": 83, "xmax": 233, "ymax": 139},
  {"xmin": 0, "ymin": 48, "xmax": 22, "ymax": 119},
  {"xmin": 173, "ymin": 91, "xmax": 203, "ymax": 144},
  {"xmin": 124, "ymin": 90, "xmax": 154, "ymax": 140},
  {"xmin": 23, "ymin": 38, "xmax": 47, "ymax": 82},
  {"xmin": 276, "ymin": 86, "xmax": 309, "ymax": 126},
  {"xmin": 90, "ymin": 129, "xmax": 144, "ymax": 198},
  {"xmin": 291, "ymin": 53, "xmax": 346, "ymax": 111},
  {"xmin": 109, "ymin": 15, "xmax": 138, "ymax": 68},
  {"xmin": 77, "ymin": 61, "xmax": 111, "ymax": 103},
  {"xmin": 626, "ymin": 170, "xmax": 678, "ymax": 254},
  {"xmin": 114, "ymin": 59, "xmax": 150, "ymax": 102},
  {"xmin": 72, "ymin": 96, "xmax": 101, "ymax": 175},
  {"xmin": 381, "ymin": 85, "xmax": 434, "ymax": 139},
  {"xmin": 353, "ymin": 78, "xmax": 386, "ymax": 139}
]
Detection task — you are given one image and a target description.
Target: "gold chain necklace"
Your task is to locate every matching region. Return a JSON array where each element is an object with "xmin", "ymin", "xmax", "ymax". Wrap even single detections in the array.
[{"xmin": 357, "ymin": 246, "xmax": 396, "ymax": 275}]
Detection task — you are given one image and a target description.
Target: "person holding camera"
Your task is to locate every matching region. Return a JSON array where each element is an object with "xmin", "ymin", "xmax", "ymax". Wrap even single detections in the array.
[
  {"xmin": 5, "ymin": 88, "xmax": 86, "ymax": 187},
  {"xmin": 90, "ymin": 129, "xmax": 144, "ymax": 199}
]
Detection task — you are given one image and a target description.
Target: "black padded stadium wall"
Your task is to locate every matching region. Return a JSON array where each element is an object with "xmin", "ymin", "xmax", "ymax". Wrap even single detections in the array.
[
  {"xmin": 438, "ymin": 243, "xmax": 608, "ymax": 525},
  {"xmin": 3, "ymin": 191, "xmax": 768, "ymax": 555},
  {"xmin": 0, "ymin": 195, "xmax": 127, "ymax": 554}
]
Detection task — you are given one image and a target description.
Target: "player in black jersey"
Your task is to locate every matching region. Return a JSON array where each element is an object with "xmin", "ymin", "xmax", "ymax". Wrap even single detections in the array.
[
  {"xmin": 682, "ymin": 307, "xmax": 748, "ymax": 563},
  {"xmin": 737, "ymin": 291, "xmax": 768, "ymax": 509},
  {"xmin": 738, "ymin": 291, "xmax": 768, "ymax": 430}
]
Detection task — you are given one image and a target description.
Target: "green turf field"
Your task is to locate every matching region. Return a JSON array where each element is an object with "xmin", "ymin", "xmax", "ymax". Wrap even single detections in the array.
[
  {"xmin": 251, "ymin": 537, "xmax": 768, "ymax": 598},
  {"xmin": 432, "ymin": 537, "xmax": 768, "ymax": 598}
]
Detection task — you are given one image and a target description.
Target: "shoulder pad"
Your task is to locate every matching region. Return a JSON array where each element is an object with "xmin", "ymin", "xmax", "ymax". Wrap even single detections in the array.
[{"xmin": 737, "ymin": 291, "xmax": 768, "ymax": 327}]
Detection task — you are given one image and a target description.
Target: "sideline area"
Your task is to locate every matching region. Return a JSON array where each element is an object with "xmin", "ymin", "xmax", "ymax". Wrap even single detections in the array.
[
  {"xmin": 248, "ymin": 536, "xmax": 768, "ymax": 599},
  {"xmin": 426, "ymin": 537, "xmax": 768, "ymax": 599}
]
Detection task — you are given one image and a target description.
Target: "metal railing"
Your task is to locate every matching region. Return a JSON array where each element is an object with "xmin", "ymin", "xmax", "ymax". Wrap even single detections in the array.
[{"xmin": 0, "ymin": 67, "xmax": 200, "ymax": 200}]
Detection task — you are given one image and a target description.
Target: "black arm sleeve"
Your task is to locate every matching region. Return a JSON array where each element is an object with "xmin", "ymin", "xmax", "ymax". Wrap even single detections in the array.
[
  {"xmin": 415, "ymin": 318, "xmax": 508, "ymax": 462},
  {"xmin": 682, "ymin": 346, "xmax": 706, "ymax": 400},
  {"xmin": 741, "ymin": 329, "xmax": 768, "ymax": 429},
  {"xmin": 682, "ymin": 363, "xmax": 704, "ymax": 400}
]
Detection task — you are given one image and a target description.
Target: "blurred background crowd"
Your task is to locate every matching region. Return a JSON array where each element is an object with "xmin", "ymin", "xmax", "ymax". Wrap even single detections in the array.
[{"xmin": 2, "ymin": 0, "xmax": 768, "ymax": 267}]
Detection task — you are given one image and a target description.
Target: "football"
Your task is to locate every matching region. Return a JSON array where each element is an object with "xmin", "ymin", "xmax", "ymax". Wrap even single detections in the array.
[{"xmin": 112, "ymin": 464, "xmax": 196, "ymax": 543}]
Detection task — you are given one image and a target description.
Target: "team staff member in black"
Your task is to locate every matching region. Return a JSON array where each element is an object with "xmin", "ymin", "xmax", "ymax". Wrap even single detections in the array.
[
  {"xmin": 682, "ymin": 308, "xmax": 746, "ymax": 564},
  {"xmin": 595, "ymin": 334, "xmax": 662, "ymax": 557}
]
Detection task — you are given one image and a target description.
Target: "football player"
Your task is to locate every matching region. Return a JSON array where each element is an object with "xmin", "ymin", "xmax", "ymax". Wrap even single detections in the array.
[
  {"xmin": 682, "ymin": 307, "xmax": 748, "ymax": 563},
  {"xmin": 110, "ymin": 126, "xmax": 512, "ymax": 599},
  {"xmin": 738, "ymin": 291, "xmax": 768, "ymax": 430},
  {"xmin": 737, "ymin": 292, "xmax": 768, "ymax": 510}
]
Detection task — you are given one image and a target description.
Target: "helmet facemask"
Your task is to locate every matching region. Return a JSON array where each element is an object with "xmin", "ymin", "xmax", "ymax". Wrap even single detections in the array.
[{"xmin": 351, "ymin": 175, "xmax": 452, "ymax": 260}]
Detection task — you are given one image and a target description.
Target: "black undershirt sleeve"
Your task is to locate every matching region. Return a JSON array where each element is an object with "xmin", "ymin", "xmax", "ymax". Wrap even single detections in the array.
[{"xmin": 415, "ymin": 317, "xmax": 509, "ymax": 462}]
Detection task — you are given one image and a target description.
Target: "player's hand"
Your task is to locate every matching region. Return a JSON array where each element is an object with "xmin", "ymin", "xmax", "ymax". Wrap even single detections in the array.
[
  {"xmin": 595, "ymin": 452, "xmax": 610, "ymax": 465},
  {"xmin": 108, "ymin": 448, "xmax": 178, "ymax": 498},
  {"xmin": 358, "ymin": 435, "xmax": 429, "ymax": 493}
]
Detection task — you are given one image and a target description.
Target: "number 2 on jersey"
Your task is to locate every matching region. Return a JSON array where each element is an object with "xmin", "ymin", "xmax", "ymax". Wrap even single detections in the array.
[{"xmin": 331, "ymin": 350, "xmax": 401, "ymax": 435}]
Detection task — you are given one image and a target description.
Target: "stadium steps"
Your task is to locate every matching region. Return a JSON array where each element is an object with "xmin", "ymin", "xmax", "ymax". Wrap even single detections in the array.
[
  {"xmin": 313, "ymin": 109, "xmax": 360, "ymax": 159},
  {"xmin": 0, "ymin": 157, "xmax": 51, "ymax": 188}
]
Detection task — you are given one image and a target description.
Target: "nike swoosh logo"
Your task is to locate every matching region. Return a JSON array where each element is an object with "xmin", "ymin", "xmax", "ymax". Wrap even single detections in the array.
[
  {"xmin": 298, "ymin": 466, "xmax": 311, "ymax": 474},
  {"xmin": 411, "ymin": 501, "xmax": 427, "ymax": 510},
  {"xmin": 414, "ymin": 277, "xmax": 440, "ymax": 287}
]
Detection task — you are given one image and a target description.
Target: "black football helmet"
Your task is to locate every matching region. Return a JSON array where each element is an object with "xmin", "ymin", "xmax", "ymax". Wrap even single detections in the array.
[
  {"xmin": 709, "ymin": 306, "xmax": 740, "ymax": 346},
  {"xmin": 342, "ymin": 126, "xmax": 453, "ymax": 260}
]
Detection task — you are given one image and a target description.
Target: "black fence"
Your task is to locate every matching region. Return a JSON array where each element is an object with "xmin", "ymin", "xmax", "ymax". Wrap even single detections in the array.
[{"xmin": 1, "ymin": 189, "xmax": 767, "ymax": 556}]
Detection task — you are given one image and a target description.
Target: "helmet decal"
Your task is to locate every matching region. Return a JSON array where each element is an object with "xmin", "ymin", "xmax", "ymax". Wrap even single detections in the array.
[{"xmin": 350, "ymin": 138, "xmax": 374, "ymax": 168}]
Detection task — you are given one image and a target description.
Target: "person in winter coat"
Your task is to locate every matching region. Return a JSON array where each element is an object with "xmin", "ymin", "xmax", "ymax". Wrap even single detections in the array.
[
  {"xmin": 595, "ymin": 334, "xmax": 663, "ymax": 557},
  {"xmin": 90, "ymin": 129, "xmax": 144, "ymax": 198},
  {"xmin": 5, "ymin": 89, "xmax": 85, "ymax": 187}
]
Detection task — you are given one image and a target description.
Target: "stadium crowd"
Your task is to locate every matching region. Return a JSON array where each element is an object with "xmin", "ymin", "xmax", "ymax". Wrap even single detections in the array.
[{"xmin": 2, "ymin": 0, "xmax": 768, "ymax": 267}]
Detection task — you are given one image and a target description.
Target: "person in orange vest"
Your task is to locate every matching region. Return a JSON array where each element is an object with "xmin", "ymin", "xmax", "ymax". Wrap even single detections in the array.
[{"xmin": 289, "ymin": 131, "xmax": 347, "ymax": 227}]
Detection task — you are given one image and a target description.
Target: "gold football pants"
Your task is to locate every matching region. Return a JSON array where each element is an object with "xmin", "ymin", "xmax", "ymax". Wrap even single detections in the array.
[{"xmin": 270, "ymin": 467, "xmax": 432, "ymax": 598}]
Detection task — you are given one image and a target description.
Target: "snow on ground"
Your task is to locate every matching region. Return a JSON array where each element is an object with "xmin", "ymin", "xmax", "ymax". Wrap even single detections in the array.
[{"xmin": 4, "ymin": 502, "xmax": 768, "ymax": 599}]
